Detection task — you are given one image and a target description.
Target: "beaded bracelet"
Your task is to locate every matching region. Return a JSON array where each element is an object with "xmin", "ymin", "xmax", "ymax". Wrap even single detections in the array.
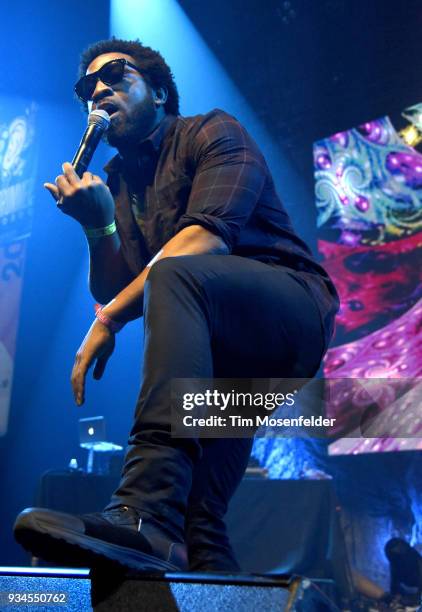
[{"xmin": 94, "ymin": 303, "xmax": 125, "ymax": 333}]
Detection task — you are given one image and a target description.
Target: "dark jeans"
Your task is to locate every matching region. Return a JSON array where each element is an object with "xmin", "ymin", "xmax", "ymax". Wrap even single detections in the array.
[{"xmin": 106, "ymin": 254, "xmax": 328, "ymax": 570}]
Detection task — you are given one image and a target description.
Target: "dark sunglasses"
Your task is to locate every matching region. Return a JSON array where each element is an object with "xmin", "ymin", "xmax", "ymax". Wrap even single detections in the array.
[{"xmin": 74, "ymin": 58, "xmax": 142, "ymax": 103}]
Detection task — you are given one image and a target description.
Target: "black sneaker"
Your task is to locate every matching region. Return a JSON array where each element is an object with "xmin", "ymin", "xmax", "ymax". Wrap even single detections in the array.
[{"xmin": 14, "ymin": 506, "xmax": 188, "ymax": 572}]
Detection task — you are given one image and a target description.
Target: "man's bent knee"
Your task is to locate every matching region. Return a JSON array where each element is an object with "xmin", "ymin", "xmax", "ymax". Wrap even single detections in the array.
[{"xmin": 146, "ymin": 254, "xmax": 226, "ymax": 288}]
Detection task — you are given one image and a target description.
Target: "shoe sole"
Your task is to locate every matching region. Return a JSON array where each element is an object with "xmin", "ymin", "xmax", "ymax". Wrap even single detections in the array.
[{"xmin": 14, "ymin": 514, "xmax": 181, "ymax": 573}]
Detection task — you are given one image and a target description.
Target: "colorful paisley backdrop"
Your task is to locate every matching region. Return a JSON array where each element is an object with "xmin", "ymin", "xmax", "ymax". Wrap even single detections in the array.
[{"xmin": 315, "ymin": 116, "xmax": 422, "ymax": 454}]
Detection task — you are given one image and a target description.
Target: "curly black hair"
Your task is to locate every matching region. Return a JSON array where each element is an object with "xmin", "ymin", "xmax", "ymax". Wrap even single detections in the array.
[{"xmin": 78, "ymin": 38, "xmax": 180, "ymax": 115}]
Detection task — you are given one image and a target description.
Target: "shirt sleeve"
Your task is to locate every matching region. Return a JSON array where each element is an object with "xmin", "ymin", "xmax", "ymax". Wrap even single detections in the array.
[{"xmin": 175, "ymin": 110, "xmax": 267, "ymax": 250}]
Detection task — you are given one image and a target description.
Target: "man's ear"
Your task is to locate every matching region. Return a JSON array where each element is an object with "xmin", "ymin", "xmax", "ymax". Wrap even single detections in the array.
[{"xmin": 154, "ymin": 87, "xmax": 168, "ymax": 106}]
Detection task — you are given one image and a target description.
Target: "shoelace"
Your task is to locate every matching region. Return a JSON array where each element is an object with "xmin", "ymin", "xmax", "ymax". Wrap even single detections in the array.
[{"xmin": 104, "ymin": 506, "xmax": 143, "ymax": 532}]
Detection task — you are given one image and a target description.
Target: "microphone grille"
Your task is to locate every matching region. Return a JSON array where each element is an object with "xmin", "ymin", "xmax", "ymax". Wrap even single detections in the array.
[{"xmin": 88, "ymin": 109, "xmax": 110, "ymax": 130}]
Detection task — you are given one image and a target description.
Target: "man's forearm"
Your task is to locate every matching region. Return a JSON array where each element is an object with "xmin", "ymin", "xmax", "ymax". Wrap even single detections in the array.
[
  {"xmin": 44, "ymin": 163, "xmax": 127, "ymax": 303},
  {"xmin": 87, "ymin": 231, "xmax": 134, "ymax": 304},
  {"xmin": 100, "ymin": 225, "xmax": 229, "ymax": 324}
]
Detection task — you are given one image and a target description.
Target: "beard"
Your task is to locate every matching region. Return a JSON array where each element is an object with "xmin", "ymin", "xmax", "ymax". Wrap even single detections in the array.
[{"xmin": 105, "ymin": 93, "xmax": 157, "ymax": 149}]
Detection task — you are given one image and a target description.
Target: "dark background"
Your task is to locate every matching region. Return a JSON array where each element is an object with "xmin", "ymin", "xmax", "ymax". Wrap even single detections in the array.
[{"xmin": 0, "ymin": 0, "xmax": 421, "ymax": 586}]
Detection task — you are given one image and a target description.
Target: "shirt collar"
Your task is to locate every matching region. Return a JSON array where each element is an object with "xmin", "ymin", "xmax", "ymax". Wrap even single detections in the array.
[{"xmin": 104, "ymin": 114, "xmax": 178, "ymax": 175}]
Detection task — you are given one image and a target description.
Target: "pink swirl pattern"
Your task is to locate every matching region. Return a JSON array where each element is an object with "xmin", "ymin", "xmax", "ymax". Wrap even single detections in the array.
[{"xmin": 314, "ymin": 115, "xmax": 422, "ymax": 454}]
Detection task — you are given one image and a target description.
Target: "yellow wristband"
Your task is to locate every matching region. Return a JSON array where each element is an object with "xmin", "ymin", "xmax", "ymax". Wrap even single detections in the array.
[{"xmin": 84, "ymin": 221, "xmax": 117, "ymax": 239}]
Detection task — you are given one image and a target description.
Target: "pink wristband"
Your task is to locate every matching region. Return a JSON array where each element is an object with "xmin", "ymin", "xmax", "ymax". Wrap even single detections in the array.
[{"xmin": 94, "ymin": 303, "xmax": 125, "ymax": 333}]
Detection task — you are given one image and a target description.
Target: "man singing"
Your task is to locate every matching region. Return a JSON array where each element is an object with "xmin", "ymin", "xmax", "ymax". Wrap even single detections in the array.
[{"xmin": 14, "ymin": 38, "xmax": 339, "ymax": 572}]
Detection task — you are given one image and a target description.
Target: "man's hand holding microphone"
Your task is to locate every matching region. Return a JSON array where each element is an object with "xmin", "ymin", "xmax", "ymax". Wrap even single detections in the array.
[
  {"xmin": 44, "ymin": 108, "xmax": 114, "ymax": 228},
  {"xmin": 44, "ymin": 109, "xmax": 120, "ymax": 407}
]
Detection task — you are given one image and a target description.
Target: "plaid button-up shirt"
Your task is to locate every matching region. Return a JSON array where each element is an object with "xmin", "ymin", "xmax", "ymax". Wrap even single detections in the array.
[{"xmin": 105, "ymin": 109, "xmax": 339, "ymax": 350}]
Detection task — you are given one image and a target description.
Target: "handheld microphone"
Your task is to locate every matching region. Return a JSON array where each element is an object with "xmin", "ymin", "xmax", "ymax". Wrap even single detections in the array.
[{"xmin": 72, "ymin": 110, "xmax": 110, "ymax": 177}]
